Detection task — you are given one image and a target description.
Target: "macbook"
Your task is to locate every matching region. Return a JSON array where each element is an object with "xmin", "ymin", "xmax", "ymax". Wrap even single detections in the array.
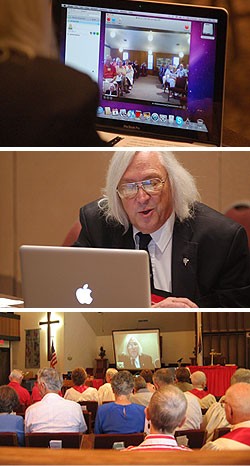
[
  {"xmin": 19, "ymin": 245, "xmax": 151, "ymax": 308},
  {"xmin": 53, "ymin": 0, "xmax": 228, "ymax": 146}
]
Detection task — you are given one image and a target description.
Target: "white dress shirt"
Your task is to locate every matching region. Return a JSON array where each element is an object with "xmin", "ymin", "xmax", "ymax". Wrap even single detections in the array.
[
  {"xmin": 64, "ymin": 386, "xmax": 98, "ymax": 402},
  {"xmin": 25, "ymin": 393, "xmax": 87, "ymax": 433},
  {"xmin": 98, "ymin": 382, "xmax": 115, "ymax": 405},
  {"xmin": 181, "ymin": 392, "xmax": 203, "ymax": 430},
  {"xmin": 133, "ymin": 212, "xmax": 175, "ymax": 292}
]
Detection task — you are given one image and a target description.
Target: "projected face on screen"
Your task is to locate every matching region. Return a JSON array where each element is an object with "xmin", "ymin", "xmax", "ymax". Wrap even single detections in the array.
[
  {"xmin": 112, "ymin": 329, "xmax": 161, "ymax": 370},
  {"xmin": 127, "ymin": 337, "xmax": 142, "ymax": 359}
]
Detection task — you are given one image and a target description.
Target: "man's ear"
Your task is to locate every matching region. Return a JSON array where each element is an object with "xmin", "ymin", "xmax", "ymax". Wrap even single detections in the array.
[
  {"xmin": 145, "ymin": 406, "xmax": 151, "ymax": 421},
  {"xmin": 178, "ymin": 416, "xmax": 186, "ymax": 428}
]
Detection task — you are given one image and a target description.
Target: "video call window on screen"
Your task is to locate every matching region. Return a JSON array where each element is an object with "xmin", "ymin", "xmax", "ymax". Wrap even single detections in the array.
[{"xmin": 112, "ymin": 329, "xmax": 161, "ymax": 371}]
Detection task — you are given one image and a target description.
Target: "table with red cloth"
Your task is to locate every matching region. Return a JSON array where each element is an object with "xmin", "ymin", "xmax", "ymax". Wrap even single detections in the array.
[{"xmin": 189, "ymin": 365, "xmax": 237, "ymax": 397}]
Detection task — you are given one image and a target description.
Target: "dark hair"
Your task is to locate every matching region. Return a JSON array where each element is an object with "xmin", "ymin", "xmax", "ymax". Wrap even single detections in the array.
[
  {"xmin": 71, "ymin": 368, "xmax": 87, "ymax": 386},
  {"xmin": 134, "ymin": 375, "xmax": 147, "ymax": 391},
  {"xmin": 175, "ymin": 367, "xmax": 191, "ymax": 383},
  {"xmin": 153, "ymin": 368, "xmax": 175, "ymax": 387},
  {"xmin": 140, "ymin": 369, "xmax": 153, "ymax": 384},
  {"xmin": 0, "ymin": 385, "xmax": 19, "ymax": 413}
]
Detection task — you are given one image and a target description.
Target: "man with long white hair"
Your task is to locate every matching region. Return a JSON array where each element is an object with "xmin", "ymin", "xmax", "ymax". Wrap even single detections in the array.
[{"xmin": 74, "ymin": 150, "xmax": 250, "ymax": 307}]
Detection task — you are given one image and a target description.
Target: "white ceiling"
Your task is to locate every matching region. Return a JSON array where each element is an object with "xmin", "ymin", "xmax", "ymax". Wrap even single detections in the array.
[
  {"xmin": 106, "ymin": 28, "xmax": 190, "ymax": 55},
  {"xmin": 82, "ymin": 312, "xmax": 195, "ymax": 336}
]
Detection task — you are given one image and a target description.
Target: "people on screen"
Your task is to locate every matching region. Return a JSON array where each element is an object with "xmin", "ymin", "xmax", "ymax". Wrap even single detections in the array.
[
  {"xmin": 0, "ymin": 0, "xmax": 105, "ymax": 146},
  {"xmin": 74, "ymin": 150, "xmax": 250, "ymax": 308}
]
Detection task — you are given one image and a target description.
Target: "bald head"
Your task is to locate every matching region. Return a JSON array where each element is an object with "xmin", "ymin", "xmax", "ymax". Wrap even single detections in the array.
[
  {"xmin": 190, "ymin": 371, "xmax": 206, "ymax": 388},
  {"xmin": 147, "ymin": 385, "xmax": 187, "ymax": 434},
  {"xmin": 224, "ymin": 382, "xmax": 250, "ymax": 424}
]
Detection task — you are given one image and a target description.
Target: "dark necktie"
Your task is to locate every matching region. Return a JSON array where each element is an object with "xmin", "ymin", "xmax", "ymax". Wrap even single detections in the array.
[
  {"xmin": 137, "ymin": 232, "xmax": 154, "ymax": 290},
  {"xmin": 137, "ymin": 232, "xmax": 173, "ymax": 299}
]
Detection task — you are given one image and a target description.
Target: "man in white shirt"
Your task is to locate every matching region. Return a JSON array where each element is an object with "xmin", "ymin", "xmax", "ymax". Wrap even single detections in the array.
[
  {"xmin": 98, "ymin": 368, "xmax": 117, "ymax": 405},
  {"xmin": 202, "ymin": 383, "xmax": 250, "ymax": 450},
  {"xmin": 153, "ymin": 369, "xmax": 202, "ymax": 430},
  {"xmin": 25, "ymin": 368, "xmax": 87, "ymax": 433}
]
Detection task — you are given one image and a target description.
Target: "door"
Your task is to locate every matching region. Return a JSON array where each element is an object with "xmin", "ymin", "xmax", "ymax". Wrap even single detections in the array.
[{"xmin": 0, "ymin": 348, "xmax": 10, "ymax": 385}]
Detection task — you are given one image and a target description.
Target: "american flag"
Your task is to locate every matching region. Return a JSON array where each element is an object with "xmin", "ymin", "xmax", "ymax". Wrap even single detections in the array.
[
  {"xmin": 50, "ymin": 340, "xmax": 58, "ymax": 368},
  {"xmin": 196, "ymin": 312, "xmax": 203, "ymax": 366}
]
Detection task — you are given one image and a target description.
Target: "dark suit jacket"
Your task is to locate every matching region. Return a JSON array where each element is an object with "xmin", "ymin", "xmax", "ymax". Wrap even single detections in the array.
[
  {"xmin": 74, "ymin": 200, "xmax": 250, "ymax": 307},
  {"xmin": 0, "ymin": 55, "xmax": 105, "ymax": 147},
  {"xmin": 118, "ymin": 353, "xmax": 154, "ymax": 370}
]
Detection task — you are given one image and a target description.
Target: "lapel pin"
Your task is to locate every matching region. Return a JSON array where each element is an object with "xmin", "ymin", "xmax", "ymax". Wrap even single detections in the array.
[{"xmin": 183, "ymin": 258, "xmax": 190, "ymax": 266}]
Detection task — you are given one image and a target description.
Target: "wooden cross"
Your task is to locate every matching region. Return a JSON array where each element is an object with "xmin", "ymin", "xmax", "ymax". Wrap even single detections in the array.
[{"xmin": 39, "ymin": 312, "xmax": 59, "ymax": 361}]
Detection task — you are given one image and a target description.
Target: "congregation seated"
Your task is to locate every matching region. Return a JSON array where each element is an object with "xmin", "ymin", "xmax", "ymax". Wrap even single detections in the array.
[
  {"xmin": 152, "ymin": 369, "xmax": 202, "ymax": 431},
  {"xmin": 175, "ymin": 367, "xmax": 193, "ymax": 392},
  {"xmin": 129, "ymin": 375, "xmax": 153, "ymax": 407},
  {"xmin": 8, "ymin": 369, "xmax": 31, "ymax": 410},
  {"xmin": 202, "ymin": 382, "xmax": 250, "ymax": 450},
  {"xmin": 0, "ymin": 385, "xmax": 24, "ymax": 446},
  {"xmin": 98, "ymin": 368, "xmax": 117, "ymax": 405},
  {"xmin": 94, "ymin": 370, "xmax": 145, "ymax": 434},
  {"xmin": 126, "ymin": 385, "xmax": 192, "ymax": 451},
  {"xmin": 190, "ymin": 371, "xmax": 217, "ymax": 409},
  {"xmin": 64, "ymin": 367, "xmax": 98, "ymax": 402},
  {"xmin": 25, "ymin": 367, "xmax": 87, "ymax": 433},
  {"xmin": 202, "ymin": 368, "xmax": 250, "ymax": 443}
]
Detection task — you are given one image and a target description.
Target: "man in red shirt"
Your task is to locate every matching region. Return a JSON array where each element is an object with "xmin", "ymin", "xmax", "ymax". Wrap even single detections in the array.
[{"xmin": 8, "ymin": 369, "xmax": 31, "ymax": 410}]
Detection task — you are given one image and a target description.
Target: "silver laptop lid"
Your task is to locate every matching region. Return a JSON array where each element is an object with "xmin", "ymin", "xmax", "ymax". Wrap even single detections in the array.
[{"xmin": 20, "ymin": 245, "xmax": 151, "ymax": 308}]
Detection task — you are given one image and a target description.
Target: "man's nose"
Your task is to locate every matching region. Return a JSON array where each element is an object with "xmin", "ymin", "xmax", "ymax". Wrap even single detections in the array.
[{"xmin": 136, "ymin": 185, "xmax": 150, "ymax": 200}]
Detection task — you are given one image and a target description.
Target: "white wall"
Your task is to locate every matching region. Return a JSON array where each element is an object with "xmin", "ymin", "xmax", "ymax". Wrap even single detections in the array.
[
  {"xmin": 63, "ymin": 312, "xmax": 98, "ymax": 371},
  {"xmin": 12, "ymin": 311, "xmax": 64, "ymax": 374}
]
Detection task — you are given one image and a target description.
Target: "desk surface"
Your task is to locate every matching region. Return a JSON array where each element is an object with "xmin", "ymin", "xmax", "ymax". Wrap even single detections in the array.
[{"xmin": 189, "ymin": 365, "xmax": 237, "ymax": 397}]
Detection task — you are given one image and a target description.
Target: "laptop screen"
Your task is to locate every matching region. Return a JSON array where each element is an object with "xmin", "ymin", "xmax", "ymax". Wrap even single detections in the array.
[{"xmin": 54, "ymin": 0, "xmax": 227, "ymax": 146}]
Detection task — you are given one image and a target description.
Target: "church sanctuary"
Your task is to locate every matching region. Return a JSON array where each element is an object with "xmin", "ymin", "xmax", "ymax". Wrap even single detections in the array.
[{"xmin": 0, "ymin": 311, "xmax": 249, "ymax": 465}]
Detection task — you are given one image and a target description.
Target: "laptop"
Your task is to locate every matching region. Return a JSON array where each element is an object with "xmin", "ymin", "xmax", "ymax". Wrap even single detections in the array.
[
  {"xmin": 53, "ymin": 0, "xmax": 228, "ymax": 147},
  {"xmin": 19, "ymin": 245, "xmax": 151, "ymax": 308}
]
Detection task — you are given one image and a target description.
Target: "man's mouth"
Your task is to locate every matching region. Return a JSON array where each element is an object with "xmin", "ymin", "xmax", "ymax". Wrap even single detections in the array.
[{"xmin": 139, "ymin": 208, "xmax": 154, "ymax": 216}]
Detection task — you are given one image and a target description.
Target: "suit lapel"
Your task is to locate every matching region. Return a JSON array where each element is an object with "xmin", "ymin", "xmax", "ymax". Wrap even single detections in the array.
[
  {"xmin": 111, "ymin": 225, "xmax": 135, "ymax": 249},
  {"xmin": 172, "ymin": 218, "xmax": 199, "ymax": 299}
]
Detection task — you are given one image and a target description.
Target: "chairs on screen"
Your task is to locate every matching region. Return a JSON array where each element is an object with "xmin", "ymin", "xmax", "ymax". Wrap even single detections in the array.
[
  {"xmin": 25, "ymin": 432, "xmax": 83, "ymax": 448},
  {"xmin": 0, "ymin": 432, "xmax": 19, "ymax": 446},
  {"xmin": 93, "ymin": 432, "xmax": 145, "ymax": 449},
  {"xmin": 175, "ymin": 429, "xmax": 207, "ymax": 449}
]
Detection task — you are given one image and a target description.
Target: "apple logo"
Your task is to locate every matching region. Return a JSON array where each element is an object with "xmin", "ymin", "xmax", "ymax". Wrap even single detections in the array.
[{"xmin": 75, "ymin": 283, "xmax": 93, "ymax": 305}]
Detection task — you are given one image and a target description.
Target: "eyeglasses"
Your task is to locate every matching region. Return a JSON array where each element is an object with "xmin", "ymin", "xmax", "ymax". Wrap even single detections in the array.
[{"xmin": 117, "ymin": 178, "xmax": 166, "ymax": 199}]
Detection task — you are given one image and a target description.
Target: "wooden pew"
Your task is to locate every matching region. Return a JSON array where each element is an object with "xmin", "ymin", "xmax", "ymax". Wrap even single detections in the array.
[{"xmin": 0, "ymin": 447, "xmax": 249, "ymax": 465}]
